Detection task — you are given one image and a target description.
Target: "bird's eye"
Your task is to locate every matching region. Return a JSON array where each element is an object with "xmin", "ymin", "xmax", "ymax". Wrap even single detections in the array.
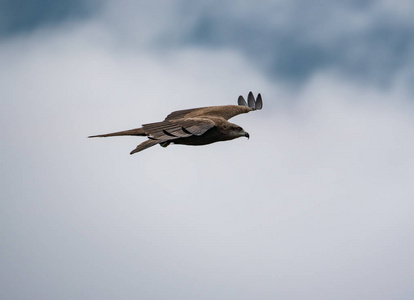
[{"xmin": 236, "ymin": 127, "xmax": 242, "ymax": 131}]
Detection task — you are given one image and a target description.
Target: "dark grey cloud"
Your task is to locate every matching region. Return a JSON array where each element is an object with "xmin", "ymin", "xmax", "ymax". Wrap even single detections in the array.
[
  {"xmin": 173, "ymin": 0, "xmax": 414, "ymax": 85},
  {"xmin": 0, "ymin": 0, "xmax": 97, "ymax": 36},
  {"xmin": 2, "ymin": 0, "xmax": 414, "ymax": 87}
]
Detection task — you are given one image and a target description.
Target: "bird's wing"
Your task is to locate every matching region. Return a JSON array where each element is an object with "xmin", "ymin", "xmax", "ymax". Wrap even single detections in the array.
[
  {"xmin": 129, "ymin": 118, "xmax": 215, "ymax": 155},
  {"xmin": 142, "ymin": 117, "xmax": 216, "ymax": 140},
  {"xmin": 165, "ymin": 107, "xmax": 208, "ymax": 121},
  {"xmin": 89, "ymin": 127, "xmax": 145, "ymax": 138},
  {"xmin": 165, "ymin": 92, "xmax": 262, "ymax": 121}
]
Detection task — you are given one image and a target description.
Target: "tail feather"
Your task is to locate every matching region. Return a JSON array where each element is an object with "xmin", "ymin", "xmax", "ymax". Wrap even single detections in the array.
[
  {"xmin": 89, "ymin": 128, "xmax": 145, "ymax": 138},
  {"xmin": 130, "ymin": 139, "xmax": 163, "ymax": 154}
]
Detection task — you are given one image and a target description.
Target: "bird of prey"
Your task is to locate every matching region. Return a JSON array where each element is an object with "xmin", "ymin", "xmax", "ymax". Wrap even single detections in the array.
[{"xmin": 89, "ymin": 91, "xmax": 263, "ymax": 154}]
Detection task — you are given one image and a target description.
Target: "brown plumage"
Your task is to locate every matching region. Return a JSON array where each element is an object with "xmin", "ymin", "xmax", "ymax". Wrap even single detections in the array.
[{"xmin": 89, "ymin": 92, "xmax": 263, "ymax": 154}]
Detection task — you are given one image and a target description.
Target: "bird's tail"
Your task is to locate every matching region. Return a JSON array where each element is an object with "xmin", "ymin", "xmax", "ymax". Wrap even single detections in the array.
[
  {"xmin": 88, "ymin": 128, "xmax": 146, "ymax": 138},
  {"xmin": 130, "ymin": 139, "xmax": 163, "ymax": 154}
]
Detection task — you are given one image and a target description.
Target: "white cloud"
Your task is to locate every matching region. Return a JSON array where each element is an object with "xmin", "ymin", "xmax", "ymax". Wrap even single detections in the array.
[{"xmin": 1, "ymin": 2, "xmax": 414, "ymax": 299}]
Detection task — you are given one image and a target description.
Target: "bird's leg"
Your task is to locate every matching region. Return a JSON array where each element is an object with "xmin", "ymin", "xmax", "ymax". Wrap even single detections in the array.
[{"xmin": 160, "ymin": 141, "xmax": 171, "ymax": 148}]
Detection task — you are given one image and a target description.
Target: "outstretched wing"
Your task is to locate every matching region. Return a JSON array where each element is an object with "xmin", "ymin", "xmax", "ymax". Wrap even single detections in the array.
[
  {"xmin": 165, "ymin": 107, "xmax": 208, "ymax": 121},
  {"xmin": 89, "ymin": 127, "xmax": 145, "ymax": 138},
  {"xmin": 142, "ymin": 117, "xmax": 216, "ymax": 140},
  {"xmin": 129, "ymin": 117, "xmax": 216, "ymax": 154},
  {"xmin": 165, "ymin": 91, "xmax": 262, "ymax": 121}
]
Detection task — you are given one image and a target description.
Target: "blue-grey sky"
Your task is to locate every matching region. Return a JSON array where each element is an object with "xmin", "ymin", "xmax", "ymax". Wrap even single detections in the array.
[
  {"xmin": 3, "ymin": 0, "xmax": 414, "ymax": 85},
  {"xmin": 1, "ymin": 1, "xmax": 414, "ymax": 299}
]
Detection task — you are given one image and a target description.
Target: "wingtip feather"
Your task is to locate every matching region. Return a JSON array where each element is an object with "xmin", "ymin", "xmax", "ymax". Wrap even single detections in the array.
[
  {"xmin": 238, "ymin": 95, "xmax": 248, "ymax": 107},
  {"xmin": 247, "ymin": 91, "xmax": 256, "ymax": 110},
  {"xmin": 255, "ymin": 93, "xmax": 263, "ymax": 110}
]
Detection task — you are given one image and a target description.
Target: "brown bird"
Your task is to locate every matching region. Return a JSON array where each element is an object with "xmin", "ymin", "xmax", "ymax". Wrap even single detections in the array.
[{"xmin": 89, "ymin": 91, "xmax": 263, "ymax": 154}]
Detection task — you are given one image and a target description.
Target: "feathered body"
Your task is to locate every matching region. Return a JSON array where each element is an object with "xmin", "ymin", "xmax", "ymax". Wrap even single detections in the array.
[{"xmin": 89, "ymin": 92, "xmax": 262, "ymax": 154}]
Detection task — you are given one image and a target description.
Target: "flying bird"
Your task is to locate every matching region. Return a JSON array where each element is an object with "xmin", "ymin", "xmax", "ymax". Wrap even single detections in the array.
[{"xmin": 89, "ymin": 91, "xmax": 263, "ymax": 154}]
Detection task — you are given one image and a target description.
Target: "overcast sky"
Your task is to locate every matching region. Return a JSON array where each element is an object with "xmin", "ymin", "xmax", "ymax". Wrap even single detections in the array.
[{"xmin": 1, "ymin": 1, "xmax": 414, "ymax": 299}]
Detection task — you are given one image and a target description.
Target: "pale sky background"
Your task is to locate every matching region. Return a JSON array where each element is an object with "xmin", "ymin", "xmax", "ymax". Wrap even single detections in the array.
[{"xmin": 1, "ymin": 0, "xmax": 414, "ymax": 299}]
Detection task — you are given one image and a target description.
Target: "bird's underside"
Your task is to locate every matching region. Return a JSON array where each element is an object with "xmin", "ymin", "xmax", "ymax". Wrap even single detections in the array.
[{"xmin": 89, "ymin": 91, "xmax": 263, "ymax": 154}]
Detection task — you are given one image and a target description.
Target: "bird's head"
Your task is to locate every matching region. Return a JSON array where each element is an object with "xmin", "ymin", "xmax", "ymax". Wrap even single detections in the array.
[{"xmin": 224, "ymin": 123, "xmax": 249, "ymax": 140}]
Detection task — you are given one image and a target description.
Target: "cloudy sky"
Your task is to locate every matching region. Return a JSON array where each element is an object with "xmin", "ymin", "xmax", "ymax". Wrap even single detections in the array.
[{"xmin": 1, "ymin": 0, "xmax": 414, "ymax": 299}]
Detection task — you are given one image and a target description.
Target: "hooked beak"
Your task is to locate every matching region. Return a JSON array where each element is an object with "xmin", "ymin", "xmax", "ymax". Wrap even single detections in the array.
[{"xmin": 245, "ymin": 132, "xmax": 250, "ymax": 139}]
